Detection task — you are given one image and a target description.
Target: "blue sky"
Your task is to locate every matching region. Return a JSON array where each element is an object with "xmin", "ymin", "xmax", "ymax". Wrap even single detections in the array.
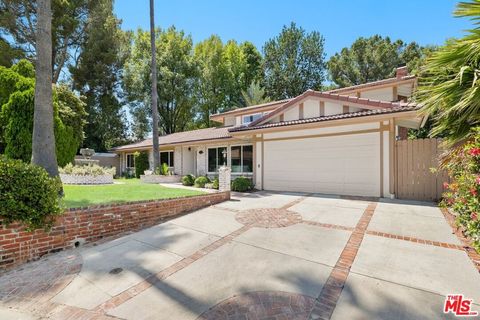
[{"xmin": 114, "ymin": 0, "xmax": 471, "ymax": 57}]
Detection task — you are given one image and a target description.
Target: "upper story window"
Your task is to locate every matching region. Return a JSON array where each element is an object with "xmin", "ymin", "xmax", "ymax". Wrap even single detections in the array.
[
  {"xmin": 242, "ymin": 113, "xmax": 262, "ymax": 125},
  {"xmin": 160, "ymin": 151, "xmax": 174, "ymax": 167}
]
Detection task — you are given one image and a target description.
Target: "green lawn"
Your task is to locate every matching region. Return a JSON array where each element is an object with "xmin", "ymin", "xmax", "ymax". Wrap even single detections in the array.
[{"xmin": 63, "ymin": 178, "xmax": 206, "ymax": 208}]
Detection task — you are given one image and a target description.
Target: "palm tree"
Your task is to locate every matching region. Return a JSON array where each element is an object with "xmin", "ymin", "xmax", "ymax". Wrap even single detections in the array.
[
  {"xmin": 150, "ymin": 0, "xmax": 160, "ymax": 170},
  {"xmin": 416, "ymin": 0, "xmax": 480, "ymax": 146},
  {"xmin": 241, "ymin": 82, "xmax": 271, "ymax": 107},
  {"xmin": 31, "ymin": 0, "xmax": 59, "ymax": 177}
]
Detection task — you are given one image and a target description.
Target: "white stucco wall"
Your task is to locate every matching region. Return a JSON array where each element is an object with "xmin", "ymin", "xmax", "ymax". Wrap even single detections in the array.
[
  {"xmin": 283, "ymin": 105, "xmax": 299, "ymax": 121},
  {"xmin": 224, "ymin": 116, "xmax": 235, "ymax": 126},
  {"xmin": 303, "ymin": 99, "xmax": 320, "ymax": 119},
  {"xmin": 361, "ymin": 87, "xmax": 393, "ymax": 101},
  {"xmin": 324, "ymin": 101, "xmax": 343, "ymax": 116}
]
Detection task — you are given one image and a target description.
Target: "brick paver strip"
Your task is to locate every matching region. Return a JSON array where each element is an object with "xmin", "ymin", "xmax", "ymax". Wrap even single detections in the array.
[
  {"xmin": 308, "ymin": 202, "xmax": 377, "ymax": 320},
  {"xmin": 302, "ymin": 220, "xmax": 355, "ymax": 232},
  {"xmin": 440, "ymin": 208, "xmax": 480, "ymax": 272},
  {"xmin": 366, "ymin": 230, "xmax": 464, "ymax": 251},
  {"xmin": 236, "ymin": 208, "xmax": 303, "ymax": 228},
  {"xmin": 95, "ymin": 225, "xmax": 252, "ymax": 313},
  {"xmin": 198, "ymin": 291, "xmax": 316, "ymax": 320}
]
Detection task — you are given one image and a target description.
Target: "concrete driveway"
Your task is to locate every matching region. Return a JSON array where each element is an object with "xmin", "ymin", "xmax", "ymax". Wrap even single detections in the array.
[{"xmin": 1, "ymin": 192, "xmax": 479, "ymax": 320}]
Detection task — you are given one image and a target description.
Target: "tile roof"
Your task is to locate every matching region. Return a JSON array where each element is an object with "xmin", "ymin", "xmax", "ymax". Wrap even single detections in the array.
[
  {"xmin": 210, "ymin": 99, "xmax": 291, "ymax": 118},
  {"xmin": 111, "ymin": 126, "xmax": 232, "ymax": 151},
  {"xmin": 229, "ymin": 103, "xmax": 419, "ymax": 133},
  {"xmin": 247, "ymin": 90, "xmax": 409, "ymax": 127},
  {"xmin": 326, "ymin": 75, "xmax": 416, "ymax": 94}
]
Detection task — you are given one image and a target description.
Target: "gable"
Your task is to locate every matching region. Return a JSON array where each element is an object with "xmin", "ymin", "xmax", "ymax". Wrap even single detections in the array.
[{"xmin": 264, "ymin": 96, "xmax": 366, "ymax": 125}]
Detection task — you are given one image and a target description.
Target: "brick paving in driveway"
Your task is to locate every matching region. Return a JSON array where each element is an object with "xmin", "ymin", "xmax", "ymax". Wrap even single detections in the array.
[{"xmin": 1, "ymin": 191, "xmax": 479, "ymax": 320}]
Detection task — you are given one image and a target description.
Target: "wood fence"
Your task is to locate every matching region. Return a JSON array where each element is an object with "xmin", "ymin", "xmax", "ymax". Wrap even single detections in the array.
[{"xmin": 395, "ymin": 138, "xmax": 449, "ymax": 202}]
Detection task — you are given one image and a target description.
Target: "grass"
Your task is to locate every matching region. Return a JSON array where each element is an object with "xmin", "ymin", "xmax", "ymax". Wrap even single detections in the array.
[{"xmin": 63, "ymin": 178, "xmax": 206, "ymax": 208}]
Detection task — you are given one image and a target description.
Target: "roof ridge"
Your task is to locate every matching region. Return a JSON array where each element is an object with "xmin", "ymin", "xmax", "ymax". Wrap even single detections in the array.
[
  {"xmin": 229, "ymin": 104, "xmax": 419, "ymax": 133},
  {"xmin": 326, "ymin": 75, "xmax": 416, "ymax": 93}
]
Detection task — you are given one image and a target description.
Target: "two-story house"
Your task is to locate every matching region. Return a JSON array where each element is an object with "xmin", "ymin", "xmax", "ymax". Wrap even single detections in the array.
[{"xmin": 112, "ymin": 66, "xmax": 425, "ymax": 198}]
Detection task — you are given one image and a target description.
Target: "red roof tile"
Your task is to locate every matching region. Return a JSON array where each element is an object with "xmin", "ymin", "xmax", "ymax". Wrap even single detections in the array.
[
  {"xmin": 112, "ymin": 126, "xmax": 232, "ymax": 151},
  {"xmin": 229, "ymin": 103, "xmax": 419, "ymax": 133}
]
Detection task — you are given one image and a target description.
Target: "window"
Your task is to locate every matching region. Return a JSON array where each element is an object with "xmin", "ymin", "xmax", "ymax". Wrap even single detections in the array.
[
  {"xmin": 231, "ymin": 145, "xmax": 253, "ymax": 173},
  {"xmin": 126, "ymin": 154, "xmax": 135, "ymax": 168},
  {"xmin": 208, "ymin": 147, "xmax": 227, "ymax": 172},
  {"xmin": 242, "ymin": 113, "xmax": 262, "ymax": 124},
  {"xmin": 160, "ymin": 151, "xmax": 174, "ymax": 167}
]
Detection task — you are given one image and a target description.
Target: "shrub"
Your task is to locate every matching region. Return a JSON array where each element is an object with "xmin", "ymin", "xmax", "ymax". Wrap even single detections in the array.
[
  {"xmin": 59, "ymin": 163, "xmax": 115, "ymax": 176},
  {"xmin": 0, "ymin": 157, "xmax": 63, "ymax": 230},
  {"xmin": 182, "ymin": 174, "xmax": 195, "ymax": 186},
  {"xmin": 194, "ymin": 176, "xmax": 210, "ymax": 188},
  {"xmin": 442, "ymin": 127, "xmax": 480, "ymax": 251},
  {"xmin": 0, "ymin": 62, "xmax": 86, "ymax": 166},
  {"xmin": 134, "ymin": 151, "xmax": 149, "ymax": 178},
  {"xmin": 231, "ymin": 176, "xmax": 253, "ymax": 192},
  {"xmin": 212, "ymin": 177, "xmax": 219, "ymax": 190}
]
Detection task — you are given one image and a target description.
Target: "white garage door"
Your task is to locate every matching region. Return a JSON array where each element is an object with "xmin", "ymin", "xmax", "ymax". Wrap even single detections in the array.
[{"xmin": 263, "ymin": 132, "xmax": 381, "ymax": 197}]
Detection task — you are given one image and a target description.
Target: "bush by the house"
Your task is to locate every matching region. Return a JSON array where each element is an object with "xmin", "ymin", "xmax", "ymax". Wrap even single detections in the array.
[
  {"xmin": 231, "ymin": 176, "xmax": 253, "ymax": 192},
  {"xmin": 194, "ymin": 176, "xmax": 210, "ymax": 188},
  {"xmin": 182, "ymin": 174, "xmax": 195, "ymax": 186},
  {"xmin": 60, "ymin": 163, "xmax": 116, "ymax": 176},
  {"xmin": 212, "ymin": 177, "xmax": 219, "ymax": 190},
  {"xmin": 0, "ymin": 157, "xmax": 63, "ymax": 230},
  {"xmin": 134, "ymin": 151, "xmax": 149, "ymax": 178},
  {"xmin": 0, "ymin": 60, "xmax": 86, "ymax": 166},
  {"xmin": 442, "ymin": 127, "xmax": 480, "ymax": 251}
]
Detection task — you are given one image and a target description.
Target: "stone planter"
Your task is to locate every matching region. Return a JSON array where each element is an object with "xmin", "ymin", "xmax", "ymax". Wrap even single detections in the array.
[
  {"xmin": 140, "ymin": 174, "xmax": 181, "ymax": 184},
  {"xmin": 60, "ymin": 174, "xmax": 114, "ymax": 185}
]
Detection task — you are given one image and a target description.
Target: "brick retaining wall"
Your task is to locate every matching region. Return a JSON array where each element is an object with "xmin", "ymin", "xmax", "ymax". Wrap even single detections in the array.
[{"xmin": 0, "ymin": 192, "xmax": 230, "ymax": 271}]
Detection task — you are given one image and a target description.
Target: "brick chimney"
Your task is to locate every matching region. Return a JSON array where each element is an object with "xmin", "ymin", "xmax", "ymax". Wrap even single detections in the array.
[{"xmin": 396, "ymin": 65, "xmax": 408, "ymax": 79}]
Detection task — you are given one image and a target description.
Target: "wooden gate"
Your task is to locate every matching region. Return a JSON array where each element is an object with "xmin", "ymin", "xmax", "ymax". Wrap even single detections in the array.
[{"xmin": 395, "ymin": 138, "xmax": 449, "ymax": 201}]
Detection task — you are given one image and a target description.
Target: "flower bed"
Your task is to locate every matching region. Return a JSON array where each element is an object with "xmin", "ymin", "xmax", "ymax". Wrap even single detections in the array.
[
  {"xmin": 442, "ymin": 128, "xmax": 480, "ymax": 251},
  {"xmin": 59, "ymin": 163, "xmax": 115, "ymax": 185}
]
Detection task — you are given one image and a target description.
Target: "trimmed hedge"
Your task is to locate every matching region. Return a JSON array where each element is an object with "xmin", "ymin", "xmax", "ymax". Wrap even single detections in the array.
[
  {"xmin": 0, "ymin": 157, "xmax": 63, "ymax": 230},
  {"xmin": 134, "ymin": 151, "xmax": 149, "ymax": 178},
  {"xmin": 231, "ymin": 176, "xmax": 253, "ymax": 192},
  {"xmin": 182, "ymin": 174, "xmax": 195, "ymax": 186},
  {"xmin": 194, "ymin": 176, "xmax": 210, "ymax": 188}
]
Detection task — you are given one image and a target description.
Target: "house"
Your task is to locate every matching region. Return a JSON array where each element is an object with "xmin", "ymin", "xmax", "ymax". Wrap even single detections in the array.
[{"xmin": 112, "ymin": 66, "xmax": 424, "ymax": 198}]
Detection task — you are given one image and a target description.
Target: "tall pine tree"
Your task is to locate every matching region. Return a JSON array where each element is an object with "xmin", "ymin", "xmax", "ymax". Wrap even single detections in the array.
[{"xmin": 70, "ymin": 0, "xmax": 129, "ymax": 151}]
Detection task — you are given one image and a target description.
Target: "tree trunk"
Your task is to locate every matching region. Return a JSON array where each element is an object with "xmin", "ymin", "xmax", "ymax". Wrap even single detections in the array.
[
  {"xmin": 150, "ymin": 0, "xmax": 160, "ymax": 170},
  {"xmin": 32, "ymin": 0, "xmax": 59, "ymax": 178}
]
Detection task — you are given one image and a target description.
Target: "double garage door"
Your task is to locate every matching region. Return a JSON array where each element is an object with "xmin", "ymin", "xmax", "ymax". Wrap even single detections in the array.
[{"xmin": 263, "ymin": 132, "xmax": 381, "ymax": 197}]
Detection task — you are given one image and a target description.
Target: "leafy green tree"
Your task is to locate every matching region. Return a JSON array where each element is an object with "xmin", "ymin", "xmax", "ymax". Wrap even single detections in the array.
[
  {"xmin": 0, "ymin": 60, "xmax": 86, "ymax": 166},
  {"xmin": 263, "ymin": 22, "xmax": 326, "ymax": 100},
  {"xmin": 416, "ymin": 0, "xmax": 480, "ymax": 146},
  {"xmin": 70, "ymin": 0, "xmax": 128, "ymax": 151},
  {"xmin": 194, "ymin": 35, "xmax": 230, "ymax": 126},
  {"xmin": 240, "ymin": 41, "xmax": 263, "ymax": 88},
  {"xmin": 124, "ymin": 27, "xmax": 198, "ymax": 137},
  {"xmin": 194, "ymin": 36, "xmax": 263, "ymax": 126},
  {"xmin": 0, "ymin": 0, "xmax": 91, "ymax": 83},
  {"xmin": 328, "ymin": 35, "xmax": 435, "ymax": 87}
]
